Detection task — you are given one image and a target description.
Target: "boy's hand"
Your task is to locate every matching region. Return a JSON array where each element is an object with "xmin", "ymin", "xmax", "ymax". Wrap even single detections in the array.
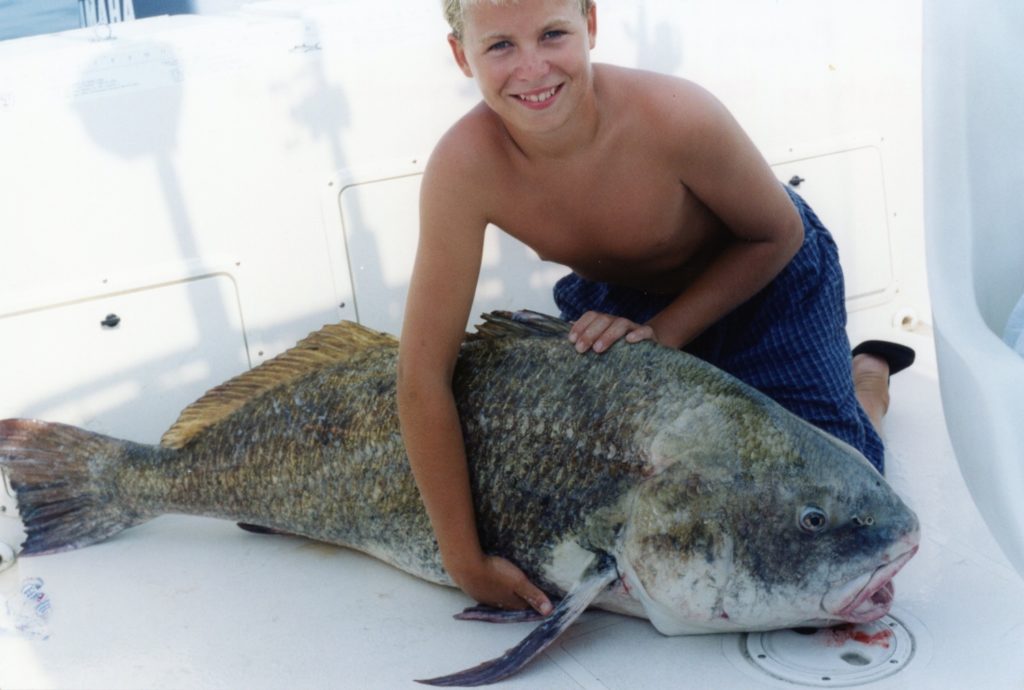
[
  {"xmin": 568, "ymin": 311, "xmax": 658, "ymax": 353},
  {"xmin": 450, "ymin": 554, "xmax": 553, "ymax": 616}
]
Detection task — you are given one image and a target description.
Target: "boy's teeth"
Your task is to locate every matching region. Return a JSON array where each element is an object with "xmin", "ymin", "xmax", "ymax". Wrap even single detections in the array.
[{"xmin": 520, "ymin": 86, "xmax": 557, "ymax": 103}]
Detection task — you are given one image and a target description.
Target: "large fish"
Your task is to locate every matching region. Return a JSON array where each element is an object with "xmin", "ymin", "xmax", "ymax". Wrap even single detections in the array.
[{"xmin": 0, "ymin": 311, "xmax": 919, "ymax": 686}]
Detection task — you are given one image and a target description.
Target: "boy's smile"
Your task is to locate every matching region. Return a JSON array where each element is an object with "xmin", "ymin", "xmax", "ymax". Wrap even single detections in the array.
[
  {"xmin": 513, "ymin": 83, "xmax": 563, "ymax": 109},
  {"xmin": 449, "ymin": 0, "xmax": 597, "ymax": 142}
]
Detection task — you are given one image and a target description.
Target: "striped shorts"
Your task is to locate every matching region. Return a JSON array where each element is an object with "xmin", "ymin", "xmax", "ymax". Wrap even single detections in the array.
[{"xmin": 553, "ymin": 187, "xmax": 885, "ymax": 473}]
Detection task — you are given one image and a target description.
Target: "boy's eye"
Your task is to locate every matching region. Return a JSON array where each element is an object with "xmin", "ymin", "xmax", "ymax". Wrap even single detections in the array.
[
  {"xmin": 543, "ymin": 30, "xmax": 567, "ymax": 40},
  {"xmin": 487, "ymin": 40, "xmax": 512, "ymax": 52}
]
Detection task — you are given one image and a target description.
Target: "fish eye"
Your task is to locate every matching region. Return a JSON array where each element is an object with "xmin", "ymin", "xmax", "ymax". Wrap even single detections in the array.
[{"xmin": 798, "ymin": 506, "xmax": 829, "ymax": 533}]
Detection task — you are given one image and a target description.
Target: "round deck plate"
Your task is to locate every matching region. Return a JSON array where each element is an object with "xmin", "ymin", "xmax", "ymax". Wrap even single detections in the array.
[{"xmin": 727, "ymin": 615, "xmax": 915, "ymax": 687}]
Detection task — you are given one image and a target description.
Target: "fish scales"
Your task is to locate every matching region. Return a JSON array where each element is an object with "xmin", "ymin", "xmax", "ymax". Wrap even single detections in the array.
[
  {"xmin": 81, "ymin": 336, "xmax": 648, "ymax": 584},
  {"xmin": 150, "ymin": 349, "xmax": 441, "ymax": 578},
  {"xmin": 455, "ymin": 336, "xmax": 677, "ymax": 582}
]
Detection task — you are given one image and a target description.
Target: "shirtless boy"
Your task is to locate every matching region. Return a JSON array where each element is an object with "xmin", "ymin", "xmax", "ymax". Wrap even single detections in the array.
[{"xmin": 397, "ymin": 0, "xmax": 912, "ymax": 617}]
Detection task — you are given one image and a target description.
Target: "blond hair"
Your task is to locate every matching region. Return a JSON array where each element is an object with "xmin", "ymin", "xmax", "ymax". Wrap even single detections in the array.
[{"xmin": 442, "ymin": 0, "xmax": 593, "ymax": 39}]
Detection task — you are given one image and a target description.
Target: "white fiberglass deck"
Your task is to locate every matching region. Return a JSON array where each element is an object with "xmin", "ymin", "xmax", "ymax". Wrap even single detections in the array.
[{"xmin": 2, "ymin": 339, "xmax": 1023, "ymax": 689}]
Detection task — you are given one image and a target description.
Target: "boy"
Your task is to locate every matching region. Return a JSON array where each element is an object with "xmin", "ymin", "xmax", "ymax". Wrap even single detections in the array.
[{"xmin": 397, "ymin": 0, "xmax": 910, "ymax": 617}]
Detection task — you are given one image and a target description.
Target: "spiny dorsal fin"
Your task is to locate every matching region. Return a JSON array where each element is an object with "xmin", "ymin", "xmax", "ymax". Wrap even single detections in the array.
[
  {"xmin": 468, "ymin": 310, "xmax": 571, "ymax": 341},
  {"xmin": 160, "ymin": 321, "xmax": 396, "ymax": 448}
]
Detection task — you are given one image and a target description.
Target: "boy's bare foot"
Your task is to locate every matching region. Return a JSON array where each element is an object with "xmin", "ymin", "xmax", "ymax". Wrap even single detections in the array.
[
  {"xmin": 851, "ymin": 341, "xmax": 916, "ymax": 434},
  {"xmin": 854, "ymin": 353, "xmax": 892, "ymax": 433}
]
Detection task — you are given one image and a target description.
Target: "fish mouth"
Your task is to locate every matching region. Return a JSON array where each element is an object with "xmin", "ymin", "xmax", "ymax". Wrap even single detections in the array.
[{"xmin": 822, "ymin": 545, "xmax": 918, "ymax": 623}]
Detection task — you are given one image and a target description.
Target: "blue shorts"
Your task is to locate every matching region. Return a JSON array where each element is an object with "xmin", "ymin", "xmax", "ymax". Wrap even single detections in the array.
[{"xmin": 553, "ymin": 187, "xmax": 885, "ymax": 473}]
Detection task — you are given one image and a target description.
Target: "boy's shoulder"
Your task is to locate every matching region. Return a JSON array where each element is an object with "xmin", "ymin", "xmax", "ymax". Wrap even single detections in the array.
[
  {"xmin": 596, "ymin": 64, "xmax": 709, "ymax": 101},
  {"xmin": 595, "ymin": 64, "xmax": 734, "ymax": 143},
  {"xmin": 429, "ymin": 102, "xmax": 507, "ymax": 174},
  {"xmin": 421, "ymin": 102, "xmax": 507, "ymax": 214}
]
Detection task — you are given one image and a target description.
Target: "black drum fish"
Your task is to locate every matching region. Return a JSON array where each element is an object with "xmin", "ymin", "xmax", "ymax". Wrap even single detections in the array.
[{"xmin": 0, "ymin": 311, "xmax": 919, "ymax": 685}]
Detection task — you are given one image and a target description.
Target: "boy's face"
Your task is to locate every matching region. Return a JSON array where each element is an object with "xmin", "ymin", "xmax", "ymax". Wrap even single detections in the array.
[{"xmin": 449, "ymin": 0, "xmax": 597, "ymax": 135}]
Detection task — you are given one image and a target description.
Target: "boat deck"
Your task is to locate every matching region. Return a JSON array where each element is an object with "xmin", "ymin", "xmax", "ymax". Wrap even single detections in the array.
[{"xmin": 2, "ymin": 331, "xmax": 1022, "ymax": 689}]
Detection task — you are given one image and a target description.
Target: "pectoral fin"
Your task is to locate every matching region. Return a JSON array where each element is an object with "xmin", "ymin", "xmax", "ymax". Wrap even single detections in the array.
[{"xmin": 417, "ymin": 552, "xmax": 618, "ymax": 687}]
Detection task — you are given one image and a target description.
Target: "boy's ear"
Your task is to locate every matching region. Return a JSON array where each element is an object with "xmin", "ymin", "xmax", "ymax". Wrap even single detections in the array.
[
  {"xmin": 448, "ymin": 33, "xmax": 474, "ymax": 78},
  {"xmin": 587, "ymin": 3, "xmax": 597, "ymax": 49}
]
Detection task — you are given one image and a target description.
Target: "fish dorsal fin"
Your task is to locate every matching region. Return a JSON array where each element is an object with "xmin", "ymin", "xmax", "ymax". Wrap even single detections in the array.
[
  {"xmin": 160, "ymin": 321, "xmax": 396, "ymax": 448},
  {"xmin": 468, "ymin": 310, "xmax": 571, "ymax": 341}
]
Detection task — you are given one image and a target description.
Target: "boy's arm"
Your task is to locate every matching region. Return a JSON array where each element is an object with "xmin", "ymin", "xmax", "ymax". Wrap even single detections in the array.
[
  {"xmin": 570, "ymin": 80, "xmax": 804, "ymax": 352},
  {"xmin": 648, "ymin": 82, "xmax": 804, "ymax": 348},
  {"xmin": 397, "ymin": 139, "xmax": 552, "ymax": 615}
]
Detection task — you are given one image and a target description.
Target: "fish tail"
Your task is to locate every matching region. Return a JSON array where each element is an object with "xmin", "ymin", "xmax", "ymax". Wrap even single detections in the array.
[{"xmin": 0, "ymin": 419, "xmax": 158, "ymax": 555}]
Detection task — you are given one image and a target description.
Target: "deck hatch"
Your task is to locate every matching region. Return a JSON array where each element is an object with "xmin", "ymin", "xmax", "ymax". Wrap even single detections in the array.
[{"xmin": 734, "ymin": 614, "xmax": 916, "ymax": 686}]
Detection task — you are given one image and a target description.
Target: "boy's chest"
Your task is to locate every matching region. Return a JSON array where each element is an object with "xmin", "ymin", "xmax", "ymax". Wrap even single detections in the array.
[{"xmin": 491, "ymin": 162, "xmax": 722, "ymax": 281}]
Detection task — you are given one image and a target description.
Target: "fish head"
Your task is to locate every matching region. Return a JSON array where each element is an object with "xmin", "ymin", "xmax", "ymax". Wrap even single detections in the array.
[{"xmin": 616, "ymin": 403, "xmax": 920, "ymax": 635}]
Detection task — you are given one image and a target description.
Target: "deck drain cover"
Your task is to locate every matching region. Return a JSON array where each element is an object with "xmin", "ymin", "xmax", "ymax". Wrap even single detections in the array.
[{"xmin": 739, "ymin": 616, "xmax": 914, "ymax": 687}]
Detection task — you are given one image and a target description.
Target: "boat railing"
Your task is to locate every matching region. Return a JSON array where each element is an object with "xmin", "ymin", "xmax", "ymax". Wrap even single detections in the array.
[{"xmin": 79, "ymin": 0, "xmax": 135, "ymax": 27}]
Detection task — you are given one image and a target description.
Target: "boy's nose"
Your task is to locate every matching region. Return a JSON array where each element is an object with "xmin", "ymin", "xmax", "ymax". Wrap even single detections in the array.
[{"xmin": 513, "ymin": 49, "xmax": 549, "ymax": 81}]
